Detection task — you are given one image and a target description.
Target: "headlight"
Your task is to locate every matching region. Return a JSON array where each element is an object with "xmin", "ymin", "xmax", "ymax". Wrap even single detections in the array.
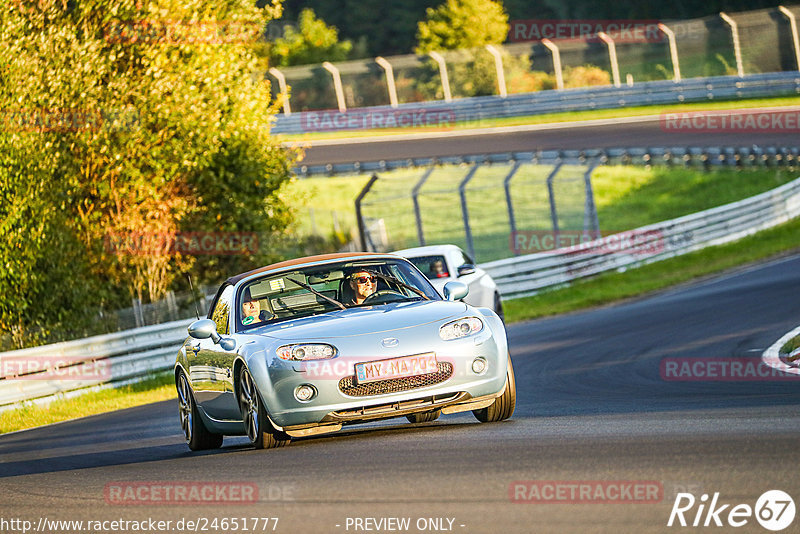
[
  {"xmin": 276, "ymin": 343, "xmax": 337, "ymax": 361},
  {"xmin": 439, "ymin": 317, "xmax": 483, "ymax": 340}
]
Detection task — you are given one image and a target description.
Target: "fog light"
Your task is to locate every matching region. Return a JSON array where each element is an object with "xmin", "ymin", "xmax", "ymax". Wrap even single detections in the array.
[
  {"xmin": 294, "ymin": 384, "xmax": 316, "ymax": 402},
  {"xmin": 471, "ymin": 357, "xmax": 487, "ymax": 374}
]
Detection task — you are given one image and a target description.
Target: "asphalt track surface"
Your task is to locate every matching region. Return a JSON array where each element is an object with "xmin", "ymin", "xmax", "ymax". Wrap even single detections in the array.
[
  {"xmin": 295, "ymin": 115, "xmax": 800, "ymax": 166},
  {"xmin": 2, "ymin": 254, "xmax": 799, "ymax": 533}
]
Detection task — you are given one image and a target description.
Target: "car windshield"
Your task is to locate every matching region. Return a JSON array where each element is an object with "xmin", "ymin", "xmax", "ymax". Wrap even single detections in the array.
[
  {"xmin": 236, "ymin": 258, "xmax": 441, "ymax": 330},
  {"xmin": 404, "ymin": 255, "xmax": 450, "ymax": 280}
]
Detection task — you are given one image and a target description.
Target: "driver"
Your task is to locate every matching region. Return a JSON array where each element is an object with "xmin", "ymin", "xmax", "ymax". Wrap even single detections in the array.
[{"xmin": 347, "ymin": 270, "xmax": 377, "ymax": 305}]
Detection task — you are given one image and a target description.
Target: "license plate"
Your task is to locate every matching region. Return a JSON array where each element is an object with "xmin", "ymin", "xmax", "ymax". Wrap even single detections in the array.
[{"xmin": 354, "ymin": 353, "xmax": 438, "ymax": 384}]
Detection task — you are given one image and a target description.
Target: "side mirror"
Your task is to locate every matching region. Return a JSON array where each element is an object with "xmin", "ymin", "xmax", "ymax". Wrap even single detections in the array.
[
  {"xmin": 188, "ymin": 319, "xmax": 237, "ymax": 351},
  {"xmin": 457, "ymin": 264, "xmax": 476, "ymax": 277},
  {"xmin": 188, "ymin": 318, "xmax": 217, "ymax": 340},
  {"xmin": 443, "ymin": 281, "xmax": 469, "ymax": 301}
]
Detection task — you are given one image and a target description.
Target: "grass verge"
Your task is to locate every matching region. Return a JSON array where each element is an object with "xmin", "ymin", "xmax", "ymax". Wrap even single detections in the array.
[
  {"xmin": 0, "ymin": 372, "xmax": 175, "ymax": 434},
  {"xmin": 280, "ymin": 95, "xmax": 800, "ymax": 141},
  {"xmin": 782, "ymin": 335, "xmax": 800, "ymax": 360},
  {"xmin": 504, "ymin": 216, "xmax": 800, "ymax": 323}
]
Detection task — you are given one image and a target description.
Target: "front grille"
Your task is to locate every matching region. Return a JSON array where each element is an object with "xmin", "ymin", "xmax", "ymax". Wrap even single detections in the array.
[{"xmin": 338, "ymin": 362, "xmax": 453, "ymax": 397}]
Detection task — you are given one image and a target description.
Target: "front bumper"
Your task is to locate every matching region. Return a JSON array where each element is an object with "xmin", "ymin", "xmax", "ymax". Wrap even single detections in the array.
[
  {"xmin": 254, "ymin": 324, "xmax": 508, "ymax": 429},
  {"xmin": 282, "ymin": 387, "xmax": 505, "ymax": 438}
]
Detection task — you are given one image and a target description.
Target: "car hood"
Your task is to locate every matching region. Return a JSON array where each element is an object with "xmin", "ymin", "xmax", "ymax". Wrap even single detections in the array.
[{"xmin": 252, "ymin": 300, "xmax": 468, "ymax": 340}]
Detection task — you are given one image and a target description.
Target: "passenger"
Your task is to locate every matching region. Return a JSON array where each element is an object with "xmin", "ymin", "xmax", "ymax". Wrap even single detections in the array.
[{"xmin": 431, "ymin": 259, "xmax": 448, "ymax": 278}]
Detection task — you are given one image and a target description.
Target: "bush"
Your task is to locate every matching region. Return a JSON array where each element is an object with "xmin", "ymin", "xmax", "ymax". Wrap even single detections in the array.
[{"xmin": 564, "ymin": 65, "xmax": 612, "ymax": 88}]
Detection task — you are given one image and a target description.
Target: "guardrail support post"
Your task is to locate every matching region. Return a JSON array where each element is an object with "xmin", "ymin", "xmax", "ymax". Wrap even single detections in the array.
[
  {"xmin": 657, "ymin": 23, "xmax": 682, "ymax": 82},
  {"xmin": 375, "ymin": 56, "xmax": 400, "ymax": 108},
  {"xmin": 779, "ymin": 6, "xmax": 800, "ymax": 71},
  {"xmin": 503, "ymin": 162, "xmax": 522, "ymax": 255},
  {"xmin": 545, "ymin": 162, "xmax": 564, "ymax": 242},
  {"xmin": 485, "ymin": 45, "xmax": 508, "ymax": 97},
  {"xmin": 583, "ymin": 160, "xmax": 601, "ymax": 239},
  {"xmin": 355, "ymin": 173, "xmax": 379, "ymax": 251},
  {"xmin": 322, "ymin": 61, "xmax": 347, "ymax": 112},
  {"xmin": 720, "ymin": 12, "xmax": 745, "ymax": 77},
  {"xmin": 268, "ymin": 67, "xmax": 292, "ymax": 115},
  {"xmin": 542, "ymin": 39, "xmax": 564, "ymax": 90},
  {"xmin": 429, "ymin": 51, "xmax": 453, "ymax": 102},
  {"xmin": 459, "ymin": 164, "xmax": 481, "ymax": 261},
  {"xmin": 412, "ymin": 167, "xmax": 436, "ymax": 246},
  {"xmin": 597, "ymin": 32, "xmax": 621, "ymax": 87}
]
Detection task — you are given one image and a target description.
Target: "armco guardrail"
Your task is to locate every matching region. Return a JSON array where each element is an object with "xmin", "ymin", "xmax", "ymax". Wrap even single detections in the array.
[
  {"xmin": 296, "ymin": 144, "xmax": 800, "ymax": 177},
  {"xmin": 2, "ymin": 175, "xmax": 799, "ymax": 408},
  {"xmin": 0, "ymin": 319, "xmax": 191, "ymax": 409},
  {"xmin": 274, "ymin": 72, "xmax": 800, "ymax": 136},
  {"xmin": 482, "ymin": 175, "xmax": 800, "ymax": 299}
]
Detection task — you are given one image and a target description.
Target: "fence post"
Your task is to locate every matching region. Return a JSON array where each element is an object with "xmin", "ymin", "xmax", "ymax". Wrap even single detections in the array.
[
  {"xmin": 658, "ymin": 23, "xmax": 682, "ymax": 82},
  {"xmin": 485, "ymin": 45, "xmax": 508, "ymax": 98},
  {"xmin": 779, "ymin": 6, "xmax": 800, "ymax": 71},
  {"xmin": 412, "ymin": 167, "xmax": 436, "ymax": 246},
  {"xmin": 322, "ymin": 61, "xmax": 347, "ymax": 112},
  {"xmin": 597, "ymin": 32, "xmax": 621, "ymax": 87},
  {"xmin": 503, "ymin": 162, "xmax": 522, "ymax": 255},
  {"xmin": 459, "ymin": 164, "xmax": 481, "ymax": 261},
  {"xmin": 583, "ymin": 160, "xmax": 601, "ymax": 238},
  {"xmin": 428, "ymin": 51, "xmax": 453, "ymax": 102},
  {"xmin": 355, "ymin": 174, "xmax": 379, "ymax": 251},
  {"xmin": 375, "ymin": 56, "xmax": 399, "ymax": 107},
  {"xmin": 542, "ymin": 39, "xmax": 564, "ymax": 90},
  {"xmin": 166, "ymin": 291, "xmax": 178, "ymax": 321},
  {"xmin": 268, "ymin": 67, "xmax": 292, "ymax": 115},
  {"xmin": 132, "ymin": 298, "xmax": 144, "ymax": 328},
  {"xmin": 545, "ymin": 161, "xmax": 564, "ymax": 242},
  {"xmin": 719, "ymin": 13, "xmax": 745, "ymax": 77}
]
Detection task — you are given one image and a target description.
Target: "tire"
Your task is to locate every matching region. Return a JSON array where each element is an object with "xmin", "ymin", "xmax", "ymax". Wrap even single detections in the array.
[
  {"xmin": 406, "ymin": 410, "xmax": 441, "ymax": 424},
  {"xmin": 473, "ymin": 354, "xmax": 516, "ymax": 423},
  {"xmin": 238, "ymin": 366, "xmax": 290, "ymax": 450},
  {"xmin": 177, "ymin": 372, "xmax": 223, "ymax": 451},
  {"xmin": 494, "ymin": 292, "xmax": 505, "ymax": 323}
]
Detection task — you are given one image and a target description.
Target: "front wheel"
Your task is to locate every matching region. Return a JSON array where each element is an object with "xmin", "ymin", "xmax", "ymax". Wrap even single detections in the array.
[
  {"xmin": 473, "ymin": 354, "xmax": 516, "ymax": 423},
  {"xmin": 238, "ymin": 366, "xmax": 290, "ymax": 449},
  {"xmin": 177, "ymin": 372, "xmax": 223, "ymax": 451}
]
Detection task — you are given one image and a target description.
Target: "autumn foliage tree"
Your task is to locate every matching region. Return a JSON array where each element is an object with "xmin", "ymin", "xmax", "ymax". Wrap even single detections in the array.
[{"xmin": 0, "ymin": 0, "xmax": 295, "ymax": 348}]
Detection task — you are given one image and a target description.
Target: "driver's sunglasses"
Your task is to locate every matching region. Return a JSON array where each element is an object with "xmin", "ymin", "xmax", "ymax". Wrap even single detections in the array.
[{"xmin": 354, "ymin": 275, "xmax": 376, "ymax": 284}]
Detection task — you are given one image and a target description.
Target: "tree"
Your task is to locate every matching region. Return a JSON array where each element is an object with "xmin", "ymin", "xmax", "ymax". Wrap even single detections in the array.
[
  {"xmin": 267, "ymin": 8, "xmax": 352, "ymax": 67},
  {"xmin": 415, "ymin": 0, "xmax": 508, "ymax": 54},
  {"xmin": 0, "ymin": 0, "xmax": 295, "ymax": 347}
]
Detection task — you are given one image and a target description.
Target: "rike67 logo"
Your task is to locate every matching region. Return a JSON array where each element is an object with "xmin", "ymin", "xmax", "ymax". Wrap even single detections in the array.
[{"xmin": 668, "ymin": 490, "xmax": 795, "ymax": 531}]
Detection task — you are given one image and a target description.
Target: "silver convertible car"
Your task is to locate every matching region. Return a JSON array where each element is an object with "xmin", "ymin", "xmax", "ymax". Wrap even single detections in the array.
[{"xmin": 175, "ymin": 252, "xmax": 515, "ymax": 450}]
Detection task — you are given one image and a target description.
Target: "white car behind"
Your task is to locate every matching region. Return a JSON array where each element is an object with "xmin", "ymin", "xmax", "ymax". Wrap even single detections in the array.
[{"xmin": 393, "ymin": 245, "xmax": 503, "ymax": 321}]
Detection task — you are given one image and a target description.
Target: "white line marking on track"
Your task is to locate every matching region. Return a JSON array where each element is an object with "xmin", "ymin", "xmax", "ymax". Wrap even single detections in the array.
[{"xmin": 761, "ymin": 324, "xmax": 800, "ymax": 375}]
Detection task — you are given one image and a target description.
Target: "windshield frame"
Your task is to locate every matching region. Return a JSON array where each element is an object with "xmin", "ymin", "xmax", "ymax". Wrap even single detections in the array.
[{"xmin": 233, "ymin": 257, "xmax": 441, "ymax": 332}]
